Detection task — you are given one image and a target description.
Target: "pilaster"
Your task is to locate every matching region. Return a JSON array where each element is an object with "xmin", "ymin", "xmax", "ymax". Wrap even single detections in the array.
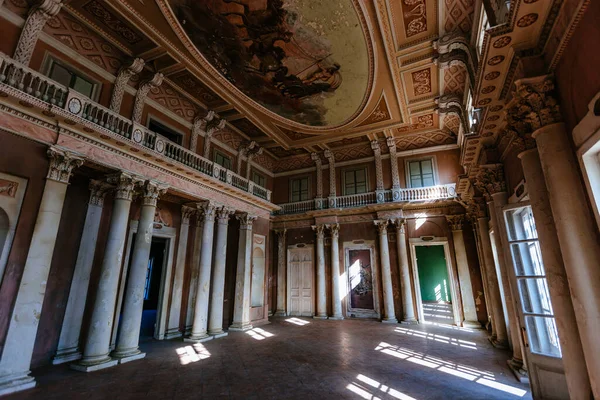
[
  {"xmin": 312, "ymin": 225, "xmax": 327, "ymax": 319},
  {"xmin": 132, "ymin": 73, "xmax": 164, "ymax": 123},
  {"xmin": 109, "ymin": 58, "xmax": 144, "ymax": 113},
  {"xmin": 386, "ymin": 137, "xmax": 401, "ymax": 201},
  {"xmin": 13, "ymin": 0, "xmax": 63, "ymax": 66},
  {"xmin": 371, "ymin": 140, "xmax": 385, "ymax": 203},
  {"xmin": 311, "ymin": 152, "xmax": 324, "ymax": 209},
  {"xmin": 327, "ymin": 223, "xmax": 343, "ymax": 320},
  {"xmin": 324, "ymin": 150, "xmax": 336, "ymax": 208},
  {"xmin": 274, "ymin": 229, "xmax": 287, "ymax": 316}
]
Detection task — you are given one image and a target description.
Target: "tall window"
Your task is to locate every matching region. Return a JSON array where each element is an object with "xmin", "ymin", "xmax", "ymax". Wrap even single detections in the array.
[
  {"xmin": 47, "ymin": 60, "xmax": 97, "ymax": 99},
  {"xmin": 252, "ymin": 171, "xmax": 266, "ymax": 188},
  {"xmin": 408, "ymin": 159, "xmax": 435, "ymax": 188},
  {"xmin": 290, "ymin": 177, "xmax": 309, "ymax": 202},
  {"xmin": 476, "ymin": 8, "xmax": 489, "ymax": 57},
  {"xmin": 343, "ymin": 167, "xmax": 367, "ymax": 195},
  {"xmin": 148, "ymin": 119, "xmax": 183, "ymax": 145},
  {"xmin": 505, "ymin": 205, "xmax": 561, "ymax": 357},
  {"xmin": 214, "ymin": 151, "xmax": 232, "ymax": 170}
]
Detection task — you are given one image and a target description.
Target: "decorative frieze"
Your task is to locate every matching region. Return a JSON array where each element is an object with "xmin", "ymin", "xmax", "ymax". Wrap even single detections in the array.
[
  {"xmin": 14, "ymin": 0, "xmax": 63, "ymax": 66},
  {"xmin": 46, "ymin": 147, "xmax": 84, "ymax": 184},
  {"xmin": 446, "ymin": 214, "xmax": 465, "ymax": 231},
  {"xmin": 132, "ymin": 73, "xmax": 164, "ymax": 123},
  {"xmin": 109, "ymin": 58, "xmax": 145, "ymax": 113}
]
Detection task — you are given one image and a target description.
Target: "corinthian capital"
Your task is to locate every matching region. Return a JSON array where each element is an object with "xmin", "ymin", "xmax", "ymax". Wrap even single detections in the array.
[
  {"xmin": 473, "ymin": 164, "xmax": 506, "ymax": 197},
  {"xmin": 215, "ymin": 206, "xmax": 235, "ymax": 224},
  {"xmin": 88, "ymin": 180, "xmax": 113, "ymax": 207},
  {"xmin": 236, "ymin": 212, "xmax": 257, "ymax": 229},
  {"xmin": 107, "ymin": 172, "xmax": 144, "ymax": 201},
  {"xmin": 506, "ymin": 75, "xmax": 562, "ymax": 134},
  {"xmin": 46, "ymin": 147, "xmax": 84, "ymax": 183},
  {"xmin": 312, "ymin": 224, "xmax": 325, "ymax": 238},
  {"xmin": 446, "ymin": 214, "xmax": 465, "ymax": 231},
  {"xmin": 374, "ymin": 219, "xmax": 388, "ymax": 235},
  {"xmin": 141, "ymin": 180, "xmax": 168, "ymax": 207},
  {"xmin": 324, "ymin": 149, "xmax": 335, "ymax": 164}
]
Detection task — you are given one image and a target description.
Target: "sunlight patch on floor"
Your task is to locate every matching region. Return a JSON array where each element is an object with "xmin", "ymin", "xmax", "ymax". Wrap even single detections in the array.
[
  {"xmin": 245, "ymin": 327, "xmax": 275, "ymax": 340},
  {"xmin": 394, "ymin": 327, "xmax": 477, "ymax": 350},
  {"xmin": 346, "ymin": 374, "xmax": 417, "ymax": 400},
  {"xmin": 375, "ymin": 342, "xmax": 527, "ymax": 397},
  {"xmin": 285, "ymin": 317, "xmax": 310, "ymax": 326},
  {"xmin": 175, "ymin": 343, "xmax": 211, "ymax": 365}
]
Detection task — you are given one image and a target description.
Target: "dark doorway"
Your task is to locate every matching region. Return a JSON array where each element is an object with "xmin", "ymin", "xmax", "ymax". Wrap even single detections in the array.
[{"xmin": 140, "ymin": 237, "xmax": 168, "ymax": 339}]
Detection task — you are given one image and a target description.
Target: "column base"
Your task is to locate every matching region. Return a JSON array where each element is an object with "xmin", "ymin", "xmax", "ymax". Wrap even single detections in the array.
[
  {"xmin": 209, "ymin": 331, "xmax": 228, "ymax": 339},
  {"xmin": 70, "ymin": 357, "xmax": 118, "ymax": 372},
  {"xmin": 164, "ymin": 328, "xmax": 183, "ymax": 340},
  {"xmin": 401, "ymin": 319, "xmax": 418, "ymax": 325},
  {"xmin": 274, "ymin": 311, "xmax": 287, "ymax": 317},
  {"xmin": 329, "ymin": 315, "xmax": 344, "ymax": 321},
  {"xmin": 488, "ymin": 336, "xmax": 509, "ymax": 349},
  {"xmin": 382, "ymin": 318, "xmax": 398, "ymax": 324},
  {"xmin": 313, "ymin": 315, "xmax": 328, "ymax": 320},
  {"xmin": 507, "ymin": 358, "xmax": 529, "ymax": 384},
  {"xmin": 52, "ymin": 349, "xmax": 82, "ymax": 365},
  {"xmin": 462, "ymin": 320, "xmax": 483, "ymax": 329},
  {"xmin": 184, "ymin": 334, "xmax": 213, "ymax": 343},
  {"xmin": 229, "ymin": 323, "xmax": 253, "ymax": 332},
  {"xmin": 111, "ymin": 350, "xmax": 146, "ymax": 365},
  {"xmin": 0, "ymin": 372, "xmax": 35, "ymax": 396}
]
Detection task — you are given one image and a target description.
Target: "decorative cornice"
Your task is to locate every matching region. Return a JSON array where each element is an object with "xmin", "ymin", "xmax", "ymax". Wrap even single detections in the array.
[{"xmin": 46, "ymin": 147, "xmax": 84, "ymax": 183}]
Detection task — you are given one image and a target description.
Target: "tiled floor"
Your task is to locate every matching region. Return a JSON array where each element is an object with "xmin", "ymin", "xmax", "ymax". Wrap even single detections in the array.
[{"xmin": 8, "ymin": 318, "xmax": 531, "ymax": 400}]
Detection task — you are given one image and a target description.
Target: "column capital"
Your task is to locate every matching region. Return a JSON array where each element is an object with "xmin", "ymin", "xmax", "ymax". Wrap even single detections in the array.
[
  {"xmin": 198, "ymin": 201, "xmax": 218, "ymax": 222},
  {"xmin": 370, "ymin": 140, "xmax": 381, "ymax": 155},
  {"xmin": 446, "ymin": 214, "xmax": 465, "ymax": 231},
  {"xmin": 109, "ymin": 58, "xmax": 145, "ymax": 112},
  {"xmin": 310, "ymin": 152, "xmax": 322, "ymax": 167},
  {"xmin": 274, "ymin": 228, "xmax": 287, "ymax": 239},
  {"xmin": 107, "ymin": 172, "xmax": 144, "ymax": 201},
  {"xmin": 374, "ymin": 219, "xmax": 389, "ymax": 235},
  {"xmin": 203, "ymin": 111, "xmax": 227, "ymax": 136},
  {"xmin": 215, "ymin": 206, "xmax": 235, "ymax": 224},
  {"xmin": 46, "ymin": 147, "xmax": 84, "ymax": 183},
  {"xmin": 507, "ymin": 75, "xmax": 562, "ymax": 132},
  {"xmin": 312, "ymin": 224, "xmax": 325, "ymax": 238},
  {"xmin": 140, "ymin": 180, "xmax": 168, "ymax": 207},
  {"xmin": 473, "ymin": 164, "xmax": 506, "ymax": 197},
  {"xmin": 88, "ymin": 180, "xmax": 112, "ymax": 207},
  {"xmin": 386, "ymin": 136, "xmax": 397, "ymax": 152},
  {"xmin": 236, "ymin": 213, "xmax": 257, "ymax": 230},
  {"xmin": 326, "ymin": 223, "xmax": 340, "ymax": 238},
  {"xmin": 393, "ymin": 218, "xmax": 406, "ymax": 234},
  {"xmin": 181, "ymin": 205, "xmax": 195, "ymax": 225}
]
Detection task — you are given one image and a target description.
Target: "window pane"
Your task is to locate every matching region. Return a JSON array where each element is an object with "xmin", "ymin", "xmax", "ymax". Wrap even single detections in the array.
[
  {"xmin": 420, "ymin": 160, "xmax": 433, "ymax": 173},
  {"xmin": 422, "ymin": 175, "xmax": 434, "ymax": 187},
  {"xmin": 73, "ymin": 76, "xmax": 94, "ymax": 98},
  {"xmin": 300, "ymin": 178, "xmax": 308, "ymax": 190},
  {"xmin": 411, "ymin": 176, "xmax": 423, "ymax": 188},
  {"xmin": 355, "ymin": 169, "xmax": 366, "ymax": 182},
  {"xmin": 510, "ymin": 241, "xmax": 544, "ymax": 276},
  {"xmin": 505, "ymin": 206, "xmax": 538, "ymax": 241},
  {"xmin": 49, "ymin": 63, "xmax": 71, "ymax": 87},
  {"xmin": 525, "ymin": 316, "xmax": 562, "ymax": 357},
  {"xmin": 409, "ymin": 161, "xmax": 421, "ymax": 175},
  {"xmin": 345, "ymin": 171, "xmax": 355, "ymax": 184},
  {"xmin": 518, "ymin": 278, "xmax": 553, "ymax": 315}
]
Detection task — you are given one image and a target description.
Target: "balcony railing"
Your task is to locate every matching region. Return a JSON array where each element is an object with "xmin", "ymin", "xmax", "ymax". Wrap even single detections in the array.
[
  {"xmin": 0, "ymin": 53, "xmax": 271, "ymax": 202},
  {"xmin": 273, "ymin": 184, "xmax": 457, "ymax": 215}
]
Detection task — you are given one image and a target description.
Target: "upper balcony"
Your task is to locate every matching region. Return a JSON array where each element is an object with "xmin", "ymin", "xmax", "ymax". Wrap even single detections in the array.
[
  {"xmin": 273, "ymin": 184, "xmax": 457, "ymax": 216},
  {"xmin": 0, "ymin": 53, "xmax": 272, "ymax": 204}
]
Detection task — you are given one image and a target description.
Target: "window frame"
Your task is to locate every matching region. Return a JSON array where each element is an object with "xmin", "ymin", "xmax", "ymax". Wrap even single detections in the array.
[
  {"xmin": 251, "ymin": 170, "xmax": 266, "ymax": 188},
  {"xmin": 213, "ymin": 149, "xmax": 232, "ymax": 170},
  {"xmin": 341, "ymin": 166, "xmax": 369, "ymax": 196},
  {"xmin": 43, "ymin": 55, "xmax": 101, "ymax": 101},
  {"xmin": 147, "ymin": 116, "xmax": 184, "ymax": 146},
  {"xmin": 289, "ymin": 175, "xmax": 311, "ymax": 203},
  {"xmin": 404, "ymin": 156, "xmax": 439, "ymax": 188}
]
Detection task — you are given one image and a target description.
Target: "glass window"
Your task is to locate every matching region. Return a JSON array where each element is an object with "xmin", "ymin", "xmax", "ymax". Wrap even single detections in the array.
[
  {"xmin": 344, "ymin": 167, "xmax": 367, "ymax": 195},
  {"xmin": 476, "ymin": 8, "xmax": 489, "ymax": 57},
  {"xmin": 505, "ymin": 205, "xmax": 561, "ymax": 358},
  {"xmin": 48, "ymin": 61, "xmax": 96, "ymax": 98},
  {"xmin": 148, "ymin": 119, "xmax": 183, "ymax": 145},
  {"xmin": 214, "ymin": 151, "xmax": 232, "ymax": 170},
  {"xmin": 252, "ymin": 171, "xmax": 266, "ymax": 188},
  {"xmin": 408, "ymin": 159, "xmax": 435, "ymax": 188},
  {"xmin": 290, "ymin": 177, "xmax": 309, "ymax": 202}
]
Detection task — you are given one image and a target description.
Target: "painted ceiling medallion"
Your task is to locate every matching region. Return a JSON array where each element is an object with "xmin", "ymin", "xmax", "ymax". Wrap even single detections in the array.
[
  {"xmin": 523, "ymin": 0, "xmax": 539, "ymax": 3},
  {"xmin": 487, "ymin": 55, "xmax": 505, "ymax": 66},
  {"xmin": 517, "ymin": 13, "xmax": 539, "ymax": 28},
  {"xmin": 490, "ymin": 105, "xmax": 503, "ymax": 112},
  {"xmin": 484, "ymin": 71, "xmax": 500, "ymax": 80},
  {"xmin": 170, "ymin": 0, "xmax": 370, "ymax": 127},
  {"xmin": 493, "ymin": 36, "xmax": 512, "ymax": 48},
  {"xmin": 478, "ymin": 98, "xmax": 491, "ymax": 106},
  {"xmin": 484, "ymin": 124, "xmax": 496, "ymax": 129},
  {"xmin": 487, "ymin": 115, "xmax": 500, "ymax": 121},
  {"xmin": 481, "ymin": 86, "xmax": 496, "ymax": 94}
]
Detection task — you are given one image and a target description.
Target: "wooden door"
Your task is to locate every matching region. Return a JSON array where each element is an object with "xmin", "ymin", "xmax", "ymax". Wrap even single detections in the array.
[{"xmin": 287, "ymin": 246, "xmax": 314, "ymax": 317}]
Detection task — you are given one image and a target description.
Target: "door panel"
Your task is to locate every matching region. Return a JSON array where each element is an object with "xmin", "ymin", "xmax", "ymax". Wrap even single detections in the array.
[{"xmin": 287, "ymin": 247, "xmax": 313, "ymax": 317}]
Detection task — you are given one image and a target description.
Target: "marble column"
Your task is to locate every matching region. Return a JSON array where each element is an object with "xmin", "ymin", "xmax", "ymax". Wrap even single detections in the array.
[
  {"xmin": 208, "ymin": 207, "xmax": 234, "ymax": 337},
  {"xmin": 519, "ymin": 148, "xmax": 591, "ymax": 398},
  {"xmin": 165, "ymin": 205, "xmax": 195, "ymax": 339},
  {"xmin": 274, "ymin": 229, "xmax": 287, "ymax": 316},
  {"xmin": 112, "ymin": 181, "xmax": 167, "ymax": 362},
  {"xmin": 374, "ymin": 220, "xmax": 397, "ymax": 323},
  {"xmin": 53, "ymin": 180, "xmax": 111, "ymax": 365},
  {"xmin": 13, "ymin": 0, "xmax": 63, "ymax": 66},
  {"xmin": 185, "ymin": 211, "xmax": 203, "ymax": 332},
  {"xmin": 328, "ymin": 223, "xmax": 343, "ymax": 320},
  {"xmin": 312, "ymin": 225, "xmax": 327, "ymax": 319},
  {"xmin": 394, "ymin": 219, "xmax": 417, "ymax": 324},
  {"xmin": 230, "ymin": 213, "xmax": 257, "ymax": 331},
  {"xmin": 477, "ymin": 215, "xmax": 508, "ymax": 346},
  {"xmin": 186, "ymin": 202, "xmax": 217, "ymax": 342},
  {"xmin": 72, "ymin": 172, "xmax": 142, "ymax": 372},
  {"xmin": 533, "ymin": 122, "xmax": 600, "ymax": 397},
  {"xmin": 471, "ymin": 214, "xmax": 493, "ymax": 333},
  {"xmin": 446, "ymin": 215, "xmax": 480, "ymax": 328},
  {"xmin": 0, "ymin": 148, "xmax": 83, "ymax": 395}
]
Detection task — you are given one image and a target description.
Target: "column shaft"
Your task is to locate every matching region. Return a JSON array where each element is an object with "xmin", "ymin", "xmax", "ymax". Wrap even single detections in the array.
[
  {"xmin": 329, "ymin": 224, "xmax": 343, "ymax": 320},
  {"xmin": 274, "ymin": 229, "xmax": 287, "ymax": 316},
  {"xmin": 375, "ymin": 221, "xmax": 397, "ymax": 323},
  {"xmin": 533, "ymin": 123, "xmax": 600, "ymax": 397},
  {"xmin": 395, "ymin": 221, "xmax": 416, "ymax": 323},
  {"xmin": 230, "ymin": 214, "xmax": 257, "ymax": 331},
  {"xmin": 53, "ymin": 181, "xmax": 109, "ymax": 364},
  {"xmin": 519, "ymin": 148, "xmax": 591, "ymax": 398},
  {"xmin": 313, "ymin": 225, "xmax": 327, "ymax": 319},
  {"xmin": 185, "ymin": 219, "xmax": 203, "ymax": 332},
  {"xmin": 208, "ymin": 208, "xmax": 232, "ymax": 336},
  {"xmin": 449, "ymin": 223, "xmax": 480, "ymax": 327}
]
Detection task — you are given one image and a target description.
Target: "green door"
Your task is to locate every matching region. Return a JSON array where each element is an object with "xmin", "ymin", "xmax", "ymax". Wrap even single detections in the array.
[{"xmin": 415, "ymin": 245, "xmax": 451, "ymax": 303}]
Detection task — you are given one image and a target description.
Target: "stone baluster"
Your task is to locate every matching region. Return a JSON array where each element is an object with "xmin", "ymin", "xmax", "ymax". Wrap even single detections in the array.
[
  {"xmin": 372, "ymin": 140, "xmax": 385, "ymax": 203},
  {"xmin": 386, "ymin": 137, "xmax": 401, "ymax": 201},
  {"xmin": 446, "ymin": 214, "xmax": 481, "ymax": 328},
  {"xmin": 0, "ymin": 147, "xmax": 83, "ymax": 395},
  {"xmin": 394, "ymin": 218, "xmax": 417, "ymax": 324},
  {"xmin": 53, "ymin": 180, "xmax": 112, "ymax": 365},
  {"xmin": 374, "ymin": 220, "xmax": 397, "ymax": 323},
  {"xmin": 324, "ymin": 150, "xmax": 336, "ymax": 208},
  {"xmin": 274, "ymin": 229, "xmax": 287, "ymax": 316},
  {"xmin": 328, "ymin": 223, "xmax": 343, "ymax": 320},
  {"xmin": 13, "ymin": 0, "xmax": 63, "ymax": 66},
  {"xmin": 72, "ymin": 172, "xmax": 143, "ymax": 372},
  {"xmin": 165, "ymin": 205, "xmax": 195, "ymax": 339},
  {"xmin": 230, "ymin": 213, "xmax": 257, "ymax": 331},
  {"xmin": 312, "ymin": 225, "xmax": 327, "ymax": 319},
  {"xmin": 186, "ymin": 202, "xmax": 217, "ymax": 342},
  {"xmin": 109, "ymin": 58, "xmax": 144, "ymax": 113},
  {"xmin": 185, "ymin": 209, "xmax": 204, "ymax": 333},
  {"xmin": 311, "ymin": 153, "xmax": 324, "ymax": 209},
  {"xmin": 208, "ymin": 207, "xmax": 234, "ymax": 337},
  {"xmin": 131, "ymin": 73, "xmax": 163, "ymax": 124}
]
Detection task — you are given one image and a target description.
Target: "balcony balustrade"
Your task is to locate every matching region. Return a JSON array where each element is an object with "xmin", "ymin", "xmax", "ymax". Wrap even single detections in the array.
[{"xmin": 0, "ymin": 53, "xmax": 271, "ymax": 202}]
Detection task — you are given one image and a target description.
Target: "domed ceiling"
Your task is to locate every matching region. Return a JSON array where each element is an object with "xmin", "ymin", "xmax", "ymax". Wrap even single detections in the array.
[{"xmin": 169, "ymin": 0, "xmax": 370, "ymax": 127}]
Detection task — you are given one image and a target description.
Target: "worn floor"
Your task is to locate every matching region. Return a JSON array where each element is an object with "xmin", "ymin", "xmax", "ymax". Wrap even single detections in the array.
[{"xmin": 8, "ymin": 318, "xmax": 531, "ymax": 400}]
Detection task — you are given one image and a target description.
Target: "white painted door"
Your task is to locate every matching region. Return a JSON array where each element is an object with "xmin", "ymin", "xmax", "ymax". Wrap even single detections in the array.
[{"xmin": 287, "ymin": 246, "xmax": 314, "ymax": 316}]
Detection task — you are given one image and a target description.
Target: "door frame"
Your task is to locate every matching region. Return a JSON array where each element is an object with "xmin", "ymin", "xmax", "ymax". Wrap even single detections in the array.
[
  {"xmin": 343, "ymin": 240, "xmax": 380, "ymax": 319},
  {"xmin": 409, "ymin": 237, "xmax": 461, "ymax": 326},
  {"xmin": 286, "ymin": 244, "xmax": 315, "ymax": 317},
  {"xmin": 110, "ymin": 220, "xmax": 176, "ymax": 348}
]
